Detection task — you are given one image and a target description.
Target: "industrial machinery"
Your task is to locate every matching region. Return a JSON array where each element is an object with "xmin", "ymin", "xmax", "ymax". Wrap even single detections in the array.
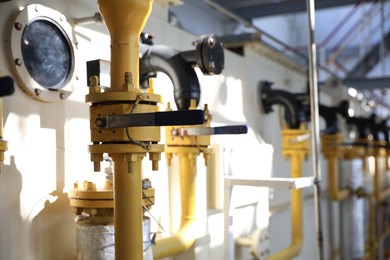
[
  {"xmin": 81, "ymin": 1, "xmax": 210, "ymax": 259},
  {"xmin": 259, "ymin": 81, "xmax": 311, "ymax": 259}
]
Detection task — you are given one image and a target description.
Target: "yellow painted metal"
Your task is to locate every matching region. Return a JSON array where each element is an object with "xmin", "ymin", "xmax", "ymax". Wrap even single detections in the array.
[
  {"xmin": 153, "ymin": 103, "xmax": 211, "ymax": 259},
  {"xmin": 0, "ymin": 72, "xmax": 7, "ymax": 168},
  {"xmin": 321, "ymin": 134, "xmax": 350, "ymax": 201},
  {"xmin": 89, "ymin": 1, "xmax": 155, "ymax": 259},
  {"xmin": 86, "ymin": 91, "xmax": 163, "ymax": 103},
  {"xmin": 111, "ymin": 153, "xmax": 144, "ymax": 260},
  {"xmin": 98, "ymin": 0, "xmax": 153, "ymax": 90},
  {"xmin": 268, "ymin": 128, "xmax": 308, "ymax": 260},
  {"xmin": 90, "ymin": 103, "xmax": 160, "ymax": 143},
  {"xmin": 374, "ymin": 153, "xmax": 390, "ymax": 201},
  {"xmin": 328, "ymin": 156, "xmax": 350, "ymax": 200},
  {"xmin": 153, "ymin": 152, "xmax": 199, "ymax": 259},
  {"xmin": 357, "ymin": 190, "xmax": 378, "ymax": 260},
  {"xmin": 69, "ymin": 182, "xmax": 155, "ymax": 210}
]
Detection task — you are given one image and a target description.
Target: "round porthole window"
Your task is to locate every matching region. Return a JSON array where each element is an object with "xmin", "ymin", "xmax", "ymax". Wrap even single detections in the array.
[{"xmin": 6, "ymin": 4, "xmax": 78, "ymax": 102}]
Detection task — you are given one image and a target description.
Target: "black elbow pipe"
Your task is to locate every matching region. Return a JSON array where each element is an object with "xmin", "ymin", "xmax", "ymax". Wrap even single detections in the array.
[
  {"xmin": 319, "ymin": 105, "xmax": 339, "ymax": 134},
  {"xmin": 318, "ymin": 101, "xmax": 349, "ymax": 135},
  {"xmin": 140, "ymin": 44, "xmax": 200, "ymax": 110},
  {"xmin": 259, "ymin": 81, "xmax": 305, "ymax": 129},
  {"xmin": 346, "ymin": 117, "xmax": 371, "ymax": 139},
  {"xmin": 378, "ymin": 119, "xmax": 389, "ymax": 143},
  {"xmin": 368, "ymin": 114, "xmax": 390, "ymax": 142}
]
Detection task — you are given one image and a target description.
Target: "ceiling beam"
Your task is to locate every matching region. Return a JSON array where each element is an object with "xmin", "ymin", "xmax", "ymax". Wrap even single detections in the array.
[
  {"xmin": 346, "ymin": 29, "xmax": 390, "ymax": 78},
  {"xmin": 225, "ymin": 0, "xmax": 377, "ymax": 19},
  {"xmin": 343, "ymin": 77, "xmax": 390, "ymax": 90}
]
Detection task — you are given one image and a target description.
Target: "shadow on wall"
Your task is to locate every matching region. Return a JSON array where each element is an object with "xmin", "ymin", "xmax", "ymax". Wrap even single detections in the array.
[
  {"xmin": 30, "ymin": 190, "xmax": 75, "ymax": 260},
  {"xmin": 0, "ymin": 156, "xmax": 23, "ymax": 260}
]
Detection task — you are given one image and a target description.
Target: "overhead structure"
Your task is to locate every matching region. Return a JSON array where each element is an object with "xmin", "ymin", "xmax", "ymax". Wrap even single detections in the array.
[{"xmin": 211, "ymin": 0, "xmax": 376, "ymax": 19}]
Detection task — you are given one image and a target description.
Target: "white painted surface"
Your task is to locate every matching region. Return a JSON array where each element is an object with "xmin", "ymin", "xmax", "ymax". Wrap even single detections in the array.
[{"xmin": 0, "ymin": 1, "xmax": 338, "ymax": 260}]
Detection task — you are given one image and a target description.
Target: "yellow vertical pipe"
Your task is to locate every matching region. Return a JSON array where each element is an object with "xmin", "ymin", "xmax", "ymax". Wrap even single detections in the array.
[
  {"xmin": 98, "ymin": 0, "xmax": 153, "ymax": 89},
  {"xmin": 179, "ymin": 153, "xmax": 196, "ymax": 223},
  {"xmin": 374, "ymin": 156, "xmax": 390, "ymax": 201},
  {"xmin": 153, "ymin": 152, "xmax": 198, "ymax": 259},
  {"xmin": 96, "ymin": 1, "xmax": 153, "ymax": 259},
  {"xmin": 268, "ymin": 152, "xmax": 303, "ymax": 260},
  {"xmin": 328, "ymin": 155, "xmax": 350, "ymax": 201},
  {"xmin": 375, "ymin": 156, "xmax": 381, "ymax": 201},
  {"xmin": 111, "ymin": 154, "xmax": 143, "ymax": 260}
]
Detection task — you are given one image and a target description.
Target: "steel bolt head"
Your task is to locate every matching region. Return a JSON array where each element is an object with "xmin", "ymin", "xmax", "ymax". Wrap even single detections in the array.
[
  {"xmin": 15, "ymin": 58, "xmax": 22, "ymax": 66},
  {"xmin": 14, "ymin": 22, "xmax": 22, "ymax": 30}
]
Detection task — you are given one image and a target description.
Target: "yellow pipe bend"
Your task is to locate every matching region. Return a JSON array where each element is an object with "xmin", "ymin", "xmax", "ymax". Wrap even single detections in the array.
[
  {"xmin": 328, "ymin": 155, "xmax": 350, "ymax": 201},
  {"xmin": 268, "ymin": 152, "xmax": 303, "ymax": 260},
  {"xmin": 152, "ymin": 220, "xmax": 198, "ymax": 258},
  {"xmin": 153, "ymin": 152, "xmax": 199, "ymax": 259}
]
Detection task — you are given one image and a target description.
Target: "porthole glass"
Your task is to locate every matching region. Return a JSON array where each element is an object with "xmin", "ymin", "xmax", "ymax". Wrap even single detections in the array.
[{"xmin": 21, "ymin": 19, "xmax": 72, "ymax": 90}]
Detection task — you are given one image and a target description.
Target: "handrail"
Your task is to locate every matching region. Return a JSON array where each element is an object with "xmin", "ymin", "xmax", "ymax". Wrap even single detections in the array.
[{"xmin": 292, "ymin": 2, "xmax": 362, "ymax": 51}]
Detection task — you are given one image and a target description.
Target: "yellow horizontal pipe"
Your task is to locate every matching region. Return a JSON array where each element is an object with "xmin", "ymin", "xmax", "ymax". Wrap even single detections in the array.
[
  {"xmin": 328, "ymin": 155, "xmax": 350, "ymax": 201},
  {"xmin": 268, "ymin": 152, "xmax": 303, "ymax": 260},
  {"xmin": 153, "ymin": 153, "xmax": 198, "ymax": 259}
]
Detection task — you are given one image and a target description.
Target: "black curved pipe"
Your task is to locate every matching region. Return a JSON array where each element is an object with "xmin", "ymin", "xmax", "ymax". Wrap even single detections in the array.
[
  {"xmin": 378, "ymin": 119, "xmax": 389, "ymax": 143},
  {"xmin": 318, "ymin": 101, "xmax": 349, "ymax": 135},
  {"xmin": 368, "ymin": 114, "xmax": 390, "ymax": 142},
  {"xmin": 319, "ymin": 105, "xmax": 339, "ymax": 135},
  {"xmin": 259, "ymin": 81, "xmax": 305, "ymax": 129},
  {"xmin": 346, "ymin": 117, "xmax": 371, "ymax": 139},
  {"xmin": 140, "ymin": 44, "xmax": 200, "ymax": 111}
]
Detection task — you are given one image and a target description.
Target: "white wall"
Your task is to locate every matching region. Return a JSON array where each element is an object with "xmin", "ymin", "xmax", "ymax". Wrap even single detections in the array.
[{"xmin": 0, "ymin": 1, "xmax": 334, "ymax": 259}]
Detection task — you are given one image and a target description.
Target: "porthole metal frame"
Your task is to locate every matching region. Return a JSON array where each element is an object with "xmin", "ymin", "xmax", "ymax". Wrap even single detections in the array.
[{"xmin": 6, "ymin": 4, "xmax": 78, "ymax": 102}]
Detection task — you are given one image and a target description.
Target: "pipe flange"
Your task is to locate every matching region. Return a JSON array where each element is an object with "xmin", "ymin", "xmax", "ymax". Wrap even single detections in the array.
[
  {"xmin": 86, "ymin": 91, "xmax": 163, "ymax": 104},
  {"xmin": 321, "ymin": 134, "xmax": 344, "ymax": 158},
  {"xmin": 89, "ymin": 143, "xmax": 164, "ymax": 154},
  {"xmin": 281, "ymin": 128, "xmax": 310, "ymax": 156},
  {"xmin": 374, "ymin": 141, "xmax": 387, "ymax": 157}
]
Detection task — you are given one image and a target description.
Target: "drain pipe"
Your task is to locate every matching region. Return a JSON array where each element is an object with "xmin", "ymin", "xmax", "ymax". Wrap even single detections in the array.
[
  {"xmin": 268, "ymin": 127, "xmax": 309, "ymax": 259},
  {"xmin": 152, "ymin": 148, "xmax": 201, "ymax": 259},
  {"xmin": 153, "ymin": 102, "xmax": 247, "ymax": 259},
  {"xmin": 320, "ymin": 102, "xmax": 351, "ymax": 201},
  {"xmin": 371, "ymin": 118, "xmax": 390, "ymax": 202},
  {"xmin": 153, "ymin": 101, "xmax": 205, "ymax": 259},
  {"xmin": 322, "ymin": 135, "xmax": 351, "ymax": 201}
]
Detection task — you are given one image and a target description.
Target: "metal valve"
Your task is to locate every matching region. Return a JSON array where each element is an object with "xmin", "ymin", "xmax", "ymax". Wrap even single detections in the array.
[
  {"xmin": 171, "ymin": 125, "xmax": 248, "ymax": 137},
  {"xmin": 95, "ymin": 110, "xmax": 205, "ymax": 129}
]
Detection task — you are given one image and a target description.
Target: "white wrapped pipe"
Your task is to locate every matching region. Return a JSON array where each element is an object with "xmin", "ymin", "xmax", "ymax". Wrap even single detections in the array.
[{"xmin": 75, "ymin": 218, "xmax": 152, "ymax": 260}]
